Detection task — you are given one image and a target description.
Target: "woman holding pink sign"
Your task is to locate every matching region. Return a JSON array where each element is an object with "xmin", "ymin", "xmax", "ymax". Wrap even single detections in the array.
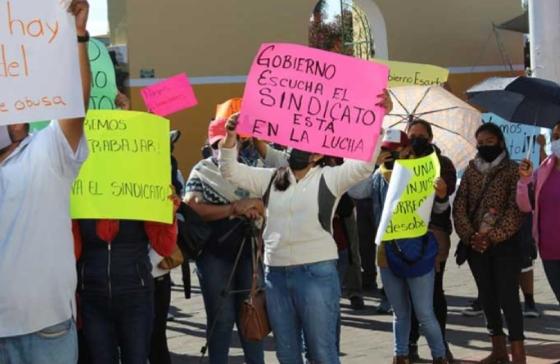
[{"xmin": 218, "ymin": 92, "xmax": 391, "ymax": 364}]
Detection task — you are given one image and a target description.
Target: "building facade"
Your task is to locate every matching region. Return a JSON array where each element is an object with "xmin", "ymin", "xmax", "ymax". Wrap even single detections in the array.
[{"xmin": 108, "ymin": 0, "xmax": 524, "ymax": 172}]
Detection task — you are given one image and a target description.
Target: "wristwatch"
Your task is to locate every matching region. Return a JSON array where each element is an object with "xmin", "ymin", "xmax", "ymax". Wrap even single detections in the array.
[{"xmin": 77, "ymin": 31, "xmax": 90, "ymax": 43}]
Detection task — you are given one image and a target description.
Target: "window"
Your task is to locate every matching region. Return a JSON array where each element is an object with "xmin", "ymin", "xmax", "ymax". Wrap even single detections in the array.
[{"xmin": 309, "ymin": 0, "xmax": 388, "ymax": 59}]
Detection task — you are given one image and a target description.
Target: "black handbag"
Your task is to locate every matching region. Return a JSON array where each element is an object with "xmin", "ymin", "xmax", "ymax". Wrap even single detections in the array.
[{"xmin": 179, "ymin": 202, "xmax": 213, "ymax": 259}]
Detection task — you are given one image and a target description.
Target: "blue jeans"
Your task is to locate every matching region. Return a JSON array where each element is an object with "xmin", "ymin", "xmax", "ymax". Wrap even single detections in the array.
[
  {"xmin": 265, "ymin": 260, "xmax": 340, "ymax": 364},
  {"xmin": 380, "ymin": 268, "xmax": 446, "ymax": 358},
  {"xmin": 196, "ymin": 252, "xmax": 264, "ymax": 364},
  {"xmin": 80, "ymin": 290, "xmax": 154, "ymax": 364},
  {"xmin": 0, "ymin": 319, "xmax": 78, "ymax": 364}
]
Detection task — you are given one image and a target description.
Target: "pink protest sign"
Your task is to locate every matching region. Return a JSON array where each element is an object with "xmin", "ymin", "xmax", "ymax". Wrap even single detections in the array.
[
  {"xmin": 238, "ymin": 43, "xmax": 389, "ymax": 161},
  {"xmin": 141, "ymin": 73, "xmax": 198, "ymax": 116}
]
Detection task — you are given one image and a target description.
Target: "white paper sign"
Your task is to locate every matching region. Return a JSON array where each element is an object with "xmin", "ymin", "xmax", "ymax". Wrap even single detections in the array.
[{"xmin": 0, "ymin": 0, "xmax": 84, "ymax": 125}]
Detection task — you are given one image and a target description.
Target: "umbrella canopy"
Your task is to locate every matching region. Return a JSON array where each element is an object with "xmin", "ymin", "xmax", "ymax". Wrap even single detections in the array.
[
  {"xmin": 467, "ymin": 76, "xmax": 560, "ymax": 128},
  {"xmin": 385, "ymin": 85, "xmax": 482, "ymax": 171},
  {"xmin": 496, "ymin": 11, "xmax": 528, "ymax": 34}
]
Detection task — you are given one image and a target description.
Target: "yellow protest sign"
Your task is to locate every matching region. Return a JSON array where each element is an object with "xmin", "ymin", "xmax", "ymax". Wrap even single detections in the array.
[
  {"xmin": 375, "ymin": 60, "xmax": 449, "ymax": 88},
  {"xmin": 375, "ymin": 152, "xmax": 441, "ymax": 244},
  {"xmin": 71, "ymin": 110, "xmax": 173, "ymax": 223}
]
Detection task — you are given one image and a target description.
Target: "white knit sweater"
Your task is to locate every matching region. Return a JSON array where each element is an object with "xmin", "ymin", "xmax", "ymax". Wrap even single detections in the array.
[{"xmin": 219, "ymin": 146, "xmax": 377, "ymax": 267}]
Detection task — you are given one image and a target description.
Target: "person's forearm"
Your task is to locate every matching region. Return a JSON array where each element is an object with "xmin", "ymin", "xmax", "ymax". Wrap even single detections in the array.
[
  {"xmin": 540, "ymin": 147, "xmax": 547, "ymax": 165},
  {"xmin": 77, "ymin": 39, "xmax": 91, "ymax": 111},
  {"xmin": 187, "ymin": 199, "xmax": 234, "ymax": 222}
]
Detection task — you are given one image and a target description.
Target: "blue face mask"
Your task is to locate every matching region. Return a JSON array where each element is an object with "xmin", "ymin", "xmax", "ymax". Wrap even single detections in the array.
[
  {"xmin": 0, "ymin": 126, "xmax": 12, "ymax": 151},
  {"xmin": 551, "ymin": 139, "xmax": 560, "ymax": 158}
]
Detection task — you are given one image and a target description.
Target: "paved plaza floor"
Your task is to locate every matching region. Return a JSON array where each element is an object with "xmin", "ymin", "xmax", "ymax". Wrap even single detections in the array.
[{"xmin": 165, "ymin": 258, "xmax": 560, "ymax": 364}]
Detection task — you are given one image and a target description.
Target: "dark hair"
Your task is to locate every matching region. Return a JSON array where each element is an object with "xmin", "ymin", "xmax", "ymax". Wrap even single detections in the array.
[
  {"xmin": 554, "ymin": 121, "xmax": 560, "ymax": 130},
  {"xmin": 273, "ymin": 167, "xmax": 292, "ymax": 191},
  {"xmin": 475, "ymin": 122, "xmax": 510, "ymax": 157},
  {"xmin": 407, "ymin": 118, "xmax": 433, "ymax": 139},
  {"xmin": 273, "ymin": 156, "xmax": 328, "ymax": 191}
]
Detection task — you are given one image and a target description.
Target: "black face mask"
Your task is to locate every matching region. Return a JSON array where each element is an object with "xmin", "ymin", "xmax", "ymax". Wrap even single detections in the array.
[
  {"xmin": 382, "ymin": 151, "xmax": 399, "ymax": 170},
  {"xmin": 383, "ymin": 160, "xmax": 395, "ymax": 170},
  {"xmin": 410, "ymin": 137, "xmax": 432, "ymax": 156},
  {"xmin": 288, "ymin": 149, "xmax": 312, "ymax": 171},
  {"xmin": 477, "ymin": 145, "xmax": 503, "ymax": 163}
]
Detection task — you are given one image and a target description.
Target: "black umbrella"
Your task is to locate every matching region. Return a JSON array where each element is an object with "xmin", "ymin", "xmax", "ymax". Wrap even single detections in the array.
[{"xmin": 467, "ymin": 76, "xmax": 560, "ymax": 129}]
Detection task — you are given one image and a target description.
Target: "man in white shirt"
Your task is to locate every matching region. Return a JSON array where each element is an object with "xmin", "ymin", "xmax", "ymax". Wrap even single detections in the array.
[{"xmin": 0, "ymin": 1, "xmax": 91, "ymax": 363}]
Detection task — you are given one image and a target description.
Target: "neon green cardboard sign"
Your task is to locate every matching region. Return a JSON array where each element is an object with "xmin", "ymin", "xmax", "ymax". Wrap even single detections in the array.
[
  {"xmin": 70, "ymin": 110, "xmax": 173, "ymax": 224},
  {"xmin": 375, "ymin": 152, "xmax": 441, "ymax": 244}
]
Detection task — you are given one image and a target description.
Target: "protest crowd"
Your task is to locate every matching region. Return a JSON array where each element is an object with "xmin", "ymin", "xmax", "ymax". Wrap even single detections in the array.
[{"xmin": 2, "ymin": 1, "xmax": 560, "ymax": 364}]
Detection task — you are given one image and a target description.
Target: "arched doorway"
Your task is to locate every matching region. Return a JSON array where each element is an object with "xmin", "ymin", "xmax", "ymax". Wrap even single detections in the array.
[{"xmin": 309, "ymin": 0, "xmax": 388, "ymax": 60}]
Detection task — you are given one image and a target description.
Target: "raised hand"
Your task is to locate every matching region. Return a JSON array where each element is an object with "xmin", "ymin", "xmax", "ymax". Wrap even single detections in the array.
[
  {"xmin": 68, "ymin": 0, "xmax": 89, "ymax": 35},
  {"xmin": 519, "ymin": 159, "xmax": 533, "ymax": 178}
]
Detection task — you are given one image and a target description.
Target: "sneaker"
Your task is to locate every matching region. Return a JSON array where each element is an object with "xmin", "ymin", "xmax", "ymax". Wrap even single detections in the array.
[
  {"xmin": 349, "ymin": 296, "xmax": 365, "ymax": 310},
  {"xmin": 408, "ymin": 343, "xmax": 420, "ymax": 362},
  {"xmin": 376, "ymin": 297, "xmax": 392, "ymax": 314},
  {"xmin": 461, "ymin": 299, "xmax": 483, "ymax": 317},
  {"xmin": 523, "ymin": 302, "xmax": 541, "ymax": 318}
]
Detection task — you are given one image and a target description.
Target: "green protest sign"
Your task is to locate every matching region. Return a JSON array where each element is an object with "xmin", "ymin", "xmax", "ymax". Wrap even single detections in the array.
[
  {"xmin": 88, "ymin": 38, "xmax": 118, "ymax": 110},
  {"xmin": 70, "ymin": 110, "xmax": 173, "ymax": 224},
  {"xmin": 375, "ymin": 152, "xmax": 441, "ymax": 244}
]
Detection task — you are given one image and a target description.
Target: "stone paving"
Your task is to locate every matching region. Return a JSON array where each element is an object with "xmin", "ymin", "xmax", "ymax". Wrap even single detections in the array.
[{"xmin": 165, "ymin": 257, "xmax": 560, "ymax": 364}]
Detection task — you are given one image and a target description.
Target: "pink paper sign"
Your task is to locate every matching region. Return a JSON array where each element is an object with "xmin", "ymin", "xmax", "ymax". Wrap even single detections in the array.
[
  {"xmin": 141, "ymin": 73, "xmax": 198, "ymax": 116},
  {"xmin": 238, "ymin": 43, "xmax": 389, "ymax": 161}
]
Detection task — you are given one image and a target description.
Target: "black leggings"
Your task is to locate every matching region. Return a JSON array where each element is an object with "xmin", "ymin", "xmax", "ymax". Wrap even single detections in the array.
[
  {"xmin": 150, "ymin": 273, "xmax": 172, "ymax": 364},
  {"xmin": 468, "ymin": 240, "xmax": 524, "ymax": 341}
]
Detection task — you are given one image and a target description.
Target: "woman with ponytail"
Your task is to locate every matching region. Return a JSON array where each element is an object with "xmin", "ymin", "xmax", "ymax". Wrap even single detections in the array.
[{"xmin": 218, "ymin": 92, "xmax": 391, "ymax": 364}]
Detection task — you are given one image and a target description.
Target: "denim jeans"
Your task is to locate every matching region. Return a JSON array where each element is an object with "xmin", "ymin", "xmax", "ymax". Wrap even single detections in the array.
[
  {"xmin": 380, "ymin": 268, "xmax": 446, "ymax": 359},
  {"xmin": 196, "ymin": 252, "xmax": 264, "ymax": 364},
  {"xmin": 80, "ymin": 290, "xmax": 154, "ymax": 364},
  {"xmin": 0, "ymin": 319, "xmax": 78, "ymax": 364},
  {"xmin": 265, "ymin": 260, "xmax": 341, "ymax": 364}
]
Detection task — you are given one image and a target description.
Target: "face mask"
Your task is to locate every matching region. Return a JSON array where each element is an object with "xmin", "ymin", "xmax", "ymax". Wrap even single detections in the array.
[
  {"xmin": 383, "ymin": 160, "xmax": 395, "ymax": 170},
  {"xmin": 288, "ymin": 149, "xmax": 312, "ymax": 171},
  {"xmin": 477, "ymin": 145, "xmax": 503, "ymax": 163},
  {"xmin": 0, "ymin": 126, "xmax": 12, "ymax": 151},
  {"xmin": 410, "ymin": 137, "xmax": 432, "ymax": 156},
  {"xmin": 238, "ymin": 143, "xmax": 260, "ymax": 167},
  {"xmin": 551, "ymin": 139, "xmax": 560, "ymax": 158}
]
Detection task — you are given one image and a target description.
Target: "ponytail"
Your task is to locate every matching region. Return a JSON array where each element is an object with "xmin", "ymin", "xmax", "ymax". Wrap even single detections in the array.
[{"xmin": 273, "ymin": 167, "xmax": 291, "ymax": 191}]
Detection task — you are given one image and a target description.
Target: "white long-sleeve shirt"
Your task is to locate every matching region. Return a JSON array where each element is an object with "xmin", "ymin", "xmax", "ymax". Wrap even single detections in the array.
[{"xmin": 219, "ymin": 146, "xmax": 378, "ymax": 267}]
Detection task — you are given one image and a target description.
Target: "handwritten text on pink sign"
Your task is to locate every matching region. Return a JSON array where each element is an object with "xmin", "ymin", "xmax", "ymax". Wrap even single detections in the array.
[
  {"xmin": 238, "ymin": 43, "xmax": 389, "ymax": 161},
  {"xmin": 141, "ymin": 73, "xmax": 197, "ymax": 117}
]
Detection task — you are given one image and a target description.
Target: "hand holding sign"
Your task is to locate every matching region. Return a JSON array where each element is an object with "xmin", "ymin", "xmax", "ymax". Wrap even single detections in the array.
[
  {"xmin": 221, "ymin": 113, "xmax": 240, "ymax": 149},
  {"xmin": 68, "ymin": 0, "xmax": 89, "ymax": 35}
]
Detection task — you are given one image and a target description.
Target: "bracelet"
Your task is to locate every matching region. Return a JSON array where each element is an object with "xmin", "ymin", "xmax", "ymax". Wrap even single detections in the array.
[{"xmin": 77, "ymin": 31, "xmax": 90, "ymax": 43}]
